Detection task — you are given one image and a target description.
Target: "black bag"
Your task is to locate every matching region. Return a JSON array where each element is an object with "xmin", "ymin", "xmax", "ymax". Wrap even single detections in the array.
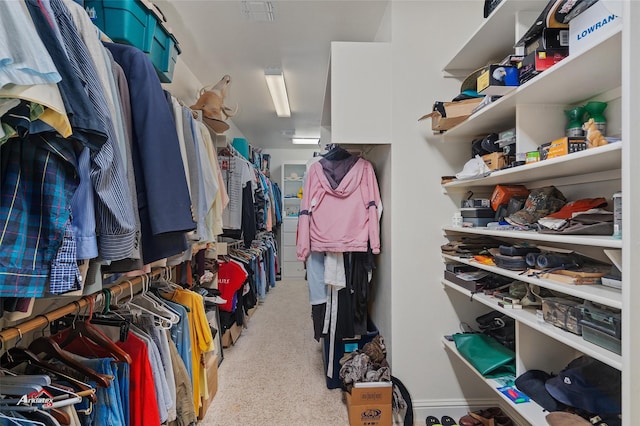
[{"xmin": 476, "ymin": 310, "xmax": 515, "ymax": 351}]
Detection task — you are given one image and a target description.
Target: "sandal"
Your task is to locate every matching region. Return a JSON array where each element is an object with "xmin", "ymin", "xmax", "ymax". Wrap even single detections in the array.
[
  {"xmin": 459, "ymin": 414, "xmax": 484, "ymax": 426},
  {"xmin": 459, "ymin": 407, "xmax": 513, "ymax": 426},
  {"xmin": 441, "ymin": 415, "xmax": 460, "ymax": 426},
  {"xmin": 426, "ymin": 416, "xmax": 443, "ymax": 426}
]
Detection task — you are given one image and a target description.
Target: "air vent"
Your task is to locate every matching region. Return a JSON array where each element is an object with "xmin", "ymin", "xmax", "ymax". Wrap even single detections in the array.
[{"xmin": 241, "ymin": 1, "xmax": 274, "ymax": 22}]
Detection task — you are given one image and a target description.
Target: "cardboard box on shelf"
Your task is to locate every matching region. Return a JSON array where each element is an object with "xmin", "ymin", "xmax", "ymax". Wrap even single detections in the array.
[
  {"xmin": 518, "ymin": 49, "xmax": 569, "ymax": 84},
  {"xmin": 345, "ymin": 382, "xmax": 392, "ymax": 426},
  {"xmin": 476, "ymin": 65, "xmax": 519, "ymax": 96},
  {"xmin": 547, "ymin": 136, "xmax": 587, "ymax": 159},
  {"xmin": 418, "ymin": 97, "xmax": 483, "ymax": 132},
  {"xmin": 482, "ymin": 152, "xmax": 510, "ymax": 170},
  {"xmin": 490, "ymin": 185, "xmax": 530, "ymax": 211},
  {"xmin": 569, "ymin": 0, "xmax": 622, "ymax": 55},
  {"xmin": 525, "ymin": 28, "xmax": 570, "ymax": 55}
]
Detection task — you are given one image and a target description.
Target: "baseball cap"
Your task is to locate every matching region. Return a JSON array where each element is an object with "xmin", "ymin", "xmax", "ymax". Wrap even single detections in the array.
[
  {"xmin": 506, "ymin": 186, "xmax": 567, "ymax": 226},
  {"xmin": 544, "ymin": 356, "xmax": 621, "ymax": 414},
  {"xmin": 514, "ymin": 370, "xmax": 566, "ymax": 412},
  {"xmin": 544, "ymin": 197, "xmax": 608, "ymax": 219}
]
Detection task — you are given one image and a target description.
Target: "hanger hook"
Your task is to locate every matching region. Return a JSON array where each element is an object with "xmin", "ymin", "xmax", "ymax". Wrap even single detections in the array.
[
  {"xmin": 102, "ymin": 289, "xmax": 111, "ymax": 315},
  {"xmin": 40, "ymin": 314, "xmax": 51, "ymax": 337},
  {"xmin": 15, "ymin": 327, "xmax": 23, "ymax": 348},
  {"xmin": 86, "ymin": 296, "xmax": 95, "ymax": 321},
  {"xmin": 72, "ymin": 300, "xmax": 82, "ymax": 328}
]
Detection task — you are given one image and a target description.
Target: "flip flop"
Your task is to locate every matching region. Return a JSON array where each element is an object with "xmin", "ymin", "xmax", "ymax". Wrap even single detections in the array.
[
  {"xmin": 426, "ymin": 416, "xmax": 443, "ymax": 426},
  {"xmin": 441, "ymin": 416, "xmax": 460, "ymax": 426}
]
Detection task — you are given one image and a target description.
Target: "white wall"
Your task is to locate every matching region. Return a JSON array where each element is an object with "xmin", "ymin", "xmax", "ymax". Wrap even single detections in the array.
[
  {"xmin": 389, "ymin": 0, "xmax": 495, "ymax": 417},
  {"xmin": 366, "ymin": 145, "xmax": 393, "ymax": 364}
]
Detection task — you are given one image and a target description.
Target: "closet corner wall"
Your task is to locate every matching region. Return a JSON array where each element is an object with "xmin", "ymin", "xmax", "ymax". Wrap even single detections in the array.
[{"xmin": 321, "ymin": 41, "xmax": 393, "ymax": 362}]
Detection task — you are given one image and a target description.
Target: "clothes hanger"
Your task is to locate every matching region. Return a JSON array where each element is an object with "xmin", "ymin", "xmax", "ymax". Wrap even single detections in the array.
[
  {"xmin": 28, "ymin": 337, "xmax": 112, "ymax": 388},
  {"xmin": 139, "ymin": 275, "xmax": 180, "ymax": 322},
  {"xmin": 0, "ymin": 412, "xmax": 45, "ymax": 426},
  {"xmin": 129, "ymin": 277, "xmax": 178, "ymax": 327},
  {"xmin": 0, "ymin": 347, "xmax": 97, "ymax": 404},
  {"xmin": 53, "ymin": 298, "xmax": 132, "ymax": 365},
  {"xmin": 24, "ymin": 314, "xmax": 112, "ymax": 389},
  {"xmin": 322, "ymin": 144, "xmax": 353, "ymax": 161}
]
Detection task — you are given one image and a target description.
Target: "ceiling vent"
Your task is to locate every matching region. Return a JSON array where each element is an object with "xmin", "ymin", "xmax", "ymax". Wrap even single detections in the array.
[{"xmin": 242, "ymin": 1, "xmax": 275, "ymax": 22}]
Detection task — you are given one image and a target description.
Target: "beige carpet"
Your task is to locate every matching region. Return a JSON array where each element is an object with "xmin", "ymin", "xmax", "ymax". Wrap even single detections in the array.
[{"xmin": 200, "ymin": 278, "xmax": 349, "ymax": 426}]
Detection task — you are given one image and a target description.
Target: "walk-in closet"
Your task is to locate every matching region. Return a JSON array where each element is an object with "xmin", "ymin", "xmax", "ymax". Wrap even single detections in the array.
[{"xmin": 2, "ymin": 1, "xmax": 639, "ymax": 425}]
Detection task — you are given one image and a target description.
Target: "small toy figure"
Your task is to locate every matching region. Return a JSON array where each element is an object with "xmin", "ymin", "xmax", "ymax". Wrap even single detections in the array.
[{"xmin": 583, "ymin": 118, "xmax": 607, "ymax": 148}]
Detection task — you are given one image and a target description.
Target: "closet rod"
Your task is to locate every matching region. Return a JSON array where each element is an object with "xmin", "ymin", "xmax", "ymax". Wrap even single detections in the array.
[{"xmin": 0, "ymin": 269, "xmax": 165, "ymax": 349}]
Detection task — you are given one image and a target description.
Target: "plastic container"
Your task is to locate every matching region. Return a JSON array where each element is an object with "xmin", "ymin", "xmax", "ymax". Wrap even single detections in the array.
[
  {"xmin": 231, "ymin": 138, "xmax": 250, "ymax": 161},
  {"xmin": 613, "ymin": 191, "xmax": 622, "ymax": 239},
  {"xmin": 452, "ymin": 212, "xmax": 463, "ymax": 227},
  {"xmin": 581, "ymin": 324, "xmax": 621, "ymax": 355},
  {"xmin": 85, "ymin": 0, "xmax": 181, "ymax": 82}
]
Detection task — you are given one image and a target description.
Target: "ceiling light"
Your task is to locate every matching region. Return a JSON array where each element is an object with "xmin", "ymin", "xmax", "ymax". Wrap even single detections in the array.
[
  {"xmin": 264, "ymin": 69, "xmax": 291, "ymax": 117},
  {"xmin": 292, "ymin": 138, "xmax": 319, "ymax": 145}
]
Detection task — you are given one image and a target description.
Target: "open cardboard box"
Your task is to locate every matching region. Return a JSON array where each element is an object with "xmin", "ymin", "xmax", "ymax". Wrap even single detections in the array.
[{"xmin": 419, "ymin": 97, "xmax": 483, "ymax": 132}]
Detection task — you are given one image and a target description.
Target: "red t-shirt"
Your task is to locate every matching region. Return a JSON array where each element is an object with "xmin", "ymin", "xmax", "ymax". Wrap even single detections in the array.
[
  {"xmin": 52, "ymin": 328, "xmax": 161, "ymax": 426},
  {"xmin": 217, "ymin": 260, "xmax": 248, "ymax": 312}
]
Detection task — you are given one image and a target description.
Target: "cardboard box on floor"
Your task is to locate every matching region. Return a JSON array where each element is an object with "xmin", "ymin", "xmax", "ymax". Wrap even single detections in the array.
[
  {"xmin": 198, "ymin": 352, "xmax": 219, "ymax": 420},
  {"xmin": 345, "ymin": 382, "xmax": 392, "ymax": 426},
  {"xmin": 222, "ymin": 322, "xmax": 243, "ymax": 348}
]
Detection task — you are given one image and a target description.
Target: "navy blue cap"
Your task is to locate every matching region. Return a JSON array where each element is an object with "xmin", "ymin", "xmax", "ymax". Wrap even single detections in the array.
[
  {"xmin": 545, "ymin": 356, "xmax": 621, "ymax": 414},
  {"xmin": 515, "ymin": 370, "xmax": 566, "ymax": 412}
]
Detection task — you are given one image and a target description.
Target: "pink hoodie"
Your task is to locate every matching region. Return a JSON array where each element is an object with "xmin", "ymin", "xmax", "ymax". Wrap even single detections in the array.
[{"xmin": 296, "ymin": 158, "xmax": 381, "ymax": 260}]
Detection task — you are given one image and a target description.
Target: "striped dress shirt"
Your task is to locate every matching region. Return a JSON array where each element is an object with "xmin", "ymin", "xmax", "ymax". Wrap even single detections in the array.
[{"xmin": 49, "ymin": 0, "xmax": 137, "ymax": 261}]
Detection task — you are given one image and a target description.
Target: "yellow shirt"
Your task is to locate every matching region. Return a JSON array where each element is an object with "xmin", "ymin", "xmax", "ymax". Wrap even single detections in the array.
[{"xmin": 164, "ymin": 288, "xmax": 214, "ymax": 410}]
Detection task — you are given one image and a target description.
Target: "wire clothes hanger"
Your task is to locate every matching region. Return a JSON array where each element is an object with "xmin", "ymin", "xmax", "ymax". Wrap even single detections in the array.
[
  {"xmin": 0, "ymin": 412, "xmax": 45, "ymax": 426},
  {"xmin": 124, "ymin": 278, "xmax": 175, "ymax": 329}
]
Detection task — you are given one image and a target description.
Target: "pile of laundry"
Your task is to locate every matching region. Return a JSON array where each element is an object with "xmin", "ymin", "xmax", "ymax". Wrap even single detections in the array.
[
  {"xmin": 339, "ymin": 335, "xmax": 408, "ymax": 417},
  {"xmin": 339, "ymin": 335, "xmax": 390, "ymax": 388}
]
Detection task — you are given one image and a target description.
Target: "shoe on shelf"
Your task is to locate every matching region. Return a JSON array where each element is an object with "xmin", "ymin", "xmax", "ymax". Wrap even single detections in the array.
[
  {"xmin": 203, "ymin": 295, "xmax": 227, "ymax": 305},
  {"xmin": 441, "ymin": 415, "xmax": 459, "ymax": 426},
  {"xmin": 459, "ymin": 407, "xmax": 513, "ymax": 426},
  {"xmin": 426, "ymin": 416, "xmax": 443, "ymax": 426}
]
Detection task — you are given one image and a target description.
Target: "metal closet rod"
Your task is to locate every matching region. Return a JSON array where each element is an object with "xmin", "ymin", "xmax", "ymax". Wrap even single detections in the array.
[{"xmin": 0, "ymin": 268, "xmax": 167, "ymax": 349}]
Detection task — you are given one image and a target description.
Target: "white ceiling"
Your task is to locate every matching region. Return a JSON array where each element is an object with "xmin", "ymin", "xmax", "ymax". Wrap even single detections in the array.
[{"xmin": 155, "ymin": 0, "xmax": 390, "ymax": 149}]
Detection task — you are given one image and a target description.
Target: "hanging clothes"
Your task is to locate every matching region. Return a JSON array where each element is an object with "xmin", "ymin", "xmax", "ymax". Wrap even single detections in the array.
[
  {"xmin": 161, "ymin": 288, "xmax": 213, "ymax": 412},
  {"xmin": 296, "ymin": 157, "xmax": 382, "ymax": 259},
  {"xmin": 105, "ymin": 42, "xmax": 196, "ymax": 264}
]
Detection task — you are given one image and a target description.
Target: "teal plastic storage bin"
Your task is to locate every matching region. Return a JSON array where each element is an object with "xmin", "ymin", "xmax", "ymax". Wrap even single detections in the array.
[
  {"xmin": 149, "ymin": 23, "xmax": 181, "ymax": 83},
  {"xmin": 86, "ymin": 0, "xmax": 180, "ymax": 82}
]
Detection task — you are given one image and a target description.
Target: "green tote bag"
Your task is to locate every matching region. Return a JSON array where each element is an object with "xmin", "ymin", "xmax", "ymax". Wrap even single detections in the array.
[{"xmin": 452, "ymin": 333, "xmax": 516, "ymax": 378}]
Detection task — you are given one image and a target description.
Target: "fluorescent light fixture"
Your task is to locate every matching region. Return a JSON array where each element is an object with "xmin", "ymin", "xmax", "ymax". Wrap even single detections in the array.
[
  {"xmin": 264, "ymin": 69, "xmax": 291, "ymax": 117},
  {"xmin": 292, "ymin": 138, "xmax": 319, "ymax": 145}
]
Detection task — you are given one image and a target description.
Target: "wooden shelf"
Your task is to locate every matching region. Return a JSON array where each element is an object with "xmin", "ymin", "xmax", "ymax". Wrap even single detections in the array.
[
  {"xmin": 442, "ymin": 254, "xmax": 622, "ymax": 309},
  {"xmin": 441, "ymin": 338, "xmax": 549, "ymax": 426},
  {"xmin": 442, "ymin": 279, "xmax": 622, "ymax": 369}
]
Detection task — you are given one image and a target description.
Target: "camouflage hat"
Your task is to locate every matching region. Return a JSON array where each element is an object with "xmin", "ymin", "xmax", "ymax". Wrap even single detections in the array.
[{"xmin": 506, "ymin": 186, "xmax": 567, "ymax": 226}]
